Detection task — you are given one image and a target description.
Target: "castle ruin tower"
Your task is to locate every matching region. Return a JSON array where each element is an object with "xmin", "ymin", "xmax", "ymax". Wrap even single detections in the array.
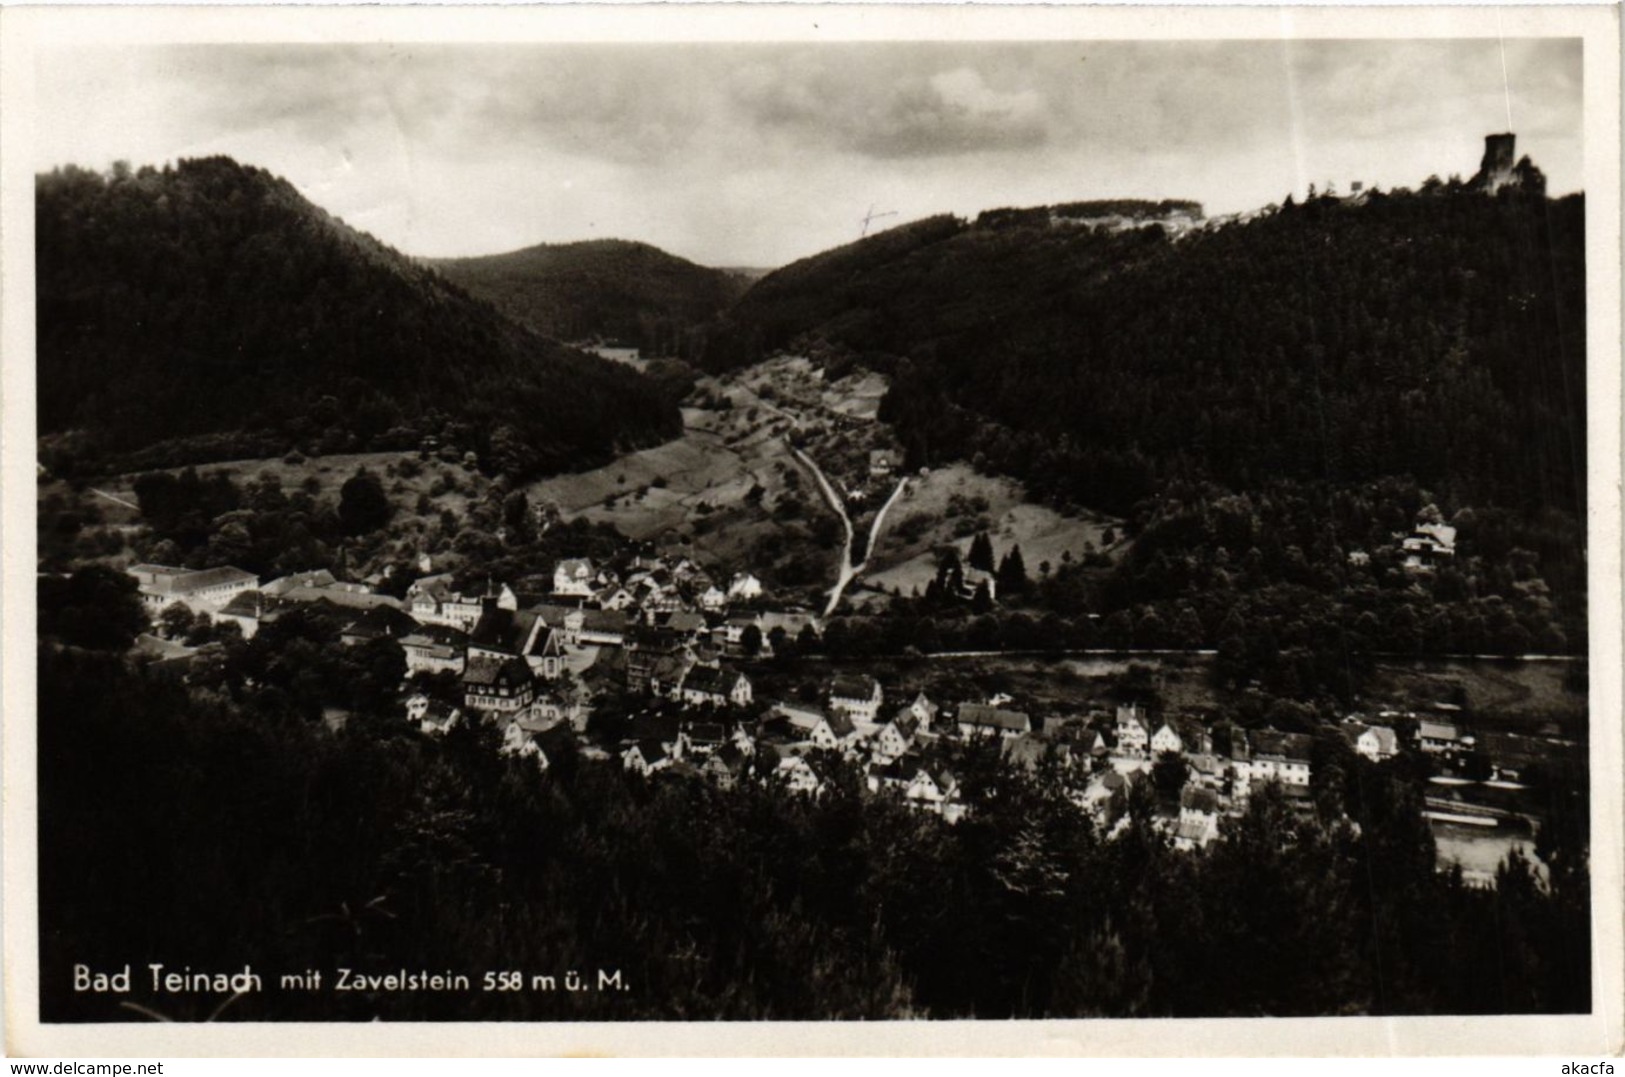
[
  {"xmin": 1480, "ymin": 133, "xmax": 1517, "ymax": 179},
  {"xmin": 1470, "ymin": 132, "xmax": 1543, "ymax": 195}
]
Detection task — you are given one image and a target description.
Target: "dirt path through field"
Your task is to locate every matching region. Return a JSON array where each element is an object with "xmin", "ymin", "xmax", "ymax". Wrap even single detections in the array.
[{"xmin": 788, "ymin": 439, "xmax": 907, "ymax": 616}]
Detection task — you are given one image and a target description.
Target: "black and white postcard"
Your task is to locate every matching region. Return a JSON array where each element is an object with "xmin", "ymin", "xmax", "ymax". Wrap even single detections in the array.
[{"xmin": 2, "ymin": 3, "xmax": 1620, "ymax": 1058}]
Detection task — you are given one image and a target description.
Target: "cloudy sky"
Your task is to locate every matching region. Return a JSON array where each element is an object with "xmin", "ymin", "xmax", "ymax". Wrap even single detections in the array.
[{"xmin": 35, "ymin": 39, "xmax": 1582, "ymax": 268}]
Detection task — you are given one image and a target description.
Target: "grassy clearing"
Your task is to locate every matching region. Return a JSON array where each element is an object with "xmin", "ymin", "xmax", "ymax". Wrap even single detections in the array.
[
  {"xmin": 1432, "ymin": 824, "xmax": 1543, "ymax": 884},
  {"xmin": 95, "ymin": 451, "xmax": 492, "ymax": 520},
  {"xmin": 524, "ymin": 392, "xmax": 831, "ymax": 584},
  {"xmin": 1365, "ymin": 659, "xmax": 1585, "ymax": 730},
  {"xmin": 861, "ymin": 463, "xmax": 1123, "ymax": 598}
]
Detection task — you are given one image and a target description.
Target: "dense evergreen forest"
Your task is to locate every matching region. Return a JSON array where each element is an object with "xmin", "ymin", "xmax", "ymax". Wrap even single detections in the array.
[
  {"xmin": 39, "ymin": 625, "xmax": 1590, "ymax": 1021},
  {"xmin": 36, "ymin": 159, "xmax": 682, "ymax": 481},
  {"xmin": 701, "ymin": 186, "xmax": 1586, "ymax": 522},
  {"xmin": 433, "ymin": 239, "xmax": 749, "ymax": 358}
]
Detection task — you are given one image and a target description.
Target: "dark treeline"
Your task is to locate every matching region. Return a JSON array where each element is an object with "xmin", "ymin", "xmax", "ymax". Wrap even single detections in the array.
[
  {"xmin": 39, "ymin": 634, "xmax": 1589, "ymax": 1021},
  {"xmin": 433, "ymin": 239, "xmax": 750, "ymax": 360},
  {"xmin": 36, "ymin": 158, "xmax": 681, "ymax": 481},
  {"xmin": 701, "ymin": 187, "xmax": 1585, "ymax": 521}
]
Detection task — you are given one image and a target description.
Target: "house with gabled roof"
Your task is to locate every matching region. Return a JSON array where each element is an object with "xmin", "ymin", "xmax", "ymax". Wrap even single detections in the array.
[
  {"xmin": 1001, "ymin": 732, "xmax": 1072, "ymax": 772},
  {"xmin": 1115, "ymin": 704, "xmax": 1150, "ymax": 756},
  {"xmin": 216, "ymin": 589, "xmax": 287, "ymax": 640},
  {"xmin": 728, "ymin": 573, "xmax": 763, "ymax": 601},
  {"xmin": 514, "ymin": 725, "xmax": 576, "ymax": 775},
  {"xmin": 1186, "ymin": 752, "xmax": 1227, "ymax": 790},
  {"xmin": 907, "ymin": 691, "xmax": 940, "ymax": 731},
  {"xmin": 704, "ymin": 745, "xmax": 751, "ymax": 790},
  {"xmin": 1174, "ymin": 786, "xmax": 1222, "ymax": 850},
  {"xmin": 529, "ymin": 685, "xmax": 587, "ymax": 729},
  {"xmin": 399, "ymin": 622, "xmax": 468, "ymax": 675},
  {"xmin": 810, "ymin": 711, "xmax": 860, "ymax": 751},
  {"xmin": 679, "ymin": 665, "xmax": 752, "ymax": 709},
  {"xmin": 623, "ymin": 738, "xmax": 671, "ymax": 777},
  {"xmin": 1346, "ymin": 722, "xmax": 1399, "ymax": 761},
  {"xmin": 906, "ymin": 766, "xmax": 963, "ymax": 821},
  {"xmin": 1150, "ymin": 721, "xmax": 1184, "ymax": 757},
  {"xmin": 678, "ymin": 721, "xmax": 730, "ymax": 758},
  {"xmin": 462, "ymin": 656, "xmax": 535, "ymax": 715},
  {"xmin": 405, "ymin": 573, "xmax": 488, "ymax": 631},
  {"xmin": 957, "ymin": 703, "xmax": 1032, "ymax": 740},
  {"xmin": 578, "ymin": 608, "xmax": 630, "ymax": 647},
  {"xmin": 648, "ymin": 653, "xmax": 694, "ymax": 699},
  {"xmin": 404, "ymin": 692, "xmax": 461, "ymax": 736},
  {"xmin": 553, "ymin": 558, "xmax": 597, "ymax": 598},
  {"xmin": 1247, "ymin": 728, "xmax": 1313, "ymax": 788},
  {"xmin": 778, "ymin": 754, "xmax": 828, "ymax": 797},
  {"xmin": 828, "ymin": 675, "xmax": 884, "ymax": 725},
  {"xmin": 866, "ymin": 756, "xmax": 917, "ymax": 794},
  {"xmin": 597, "ymin": 585, "xmax": 638, "ymax": 612},
  {"xmin": 527, "ymin": 627, "xmax": 567, "ymax": 681},
  {"xmin": 340, "ymin": 605, "xmax": 421, "ymax": 647},
  {"xmin": 871, "ymin": 714, "xmax": 920, "ymax": 765},
  {"xmin": 1415, "ymin": 719, "xmax": 1462, "ymax": 755}
]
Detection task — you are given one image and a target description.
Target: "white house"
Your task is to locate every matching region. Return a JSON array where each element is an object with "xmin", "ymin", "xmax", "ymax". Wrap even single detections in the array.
[
  {"xmin": 1247, "ymin": 729, "xmax": 1312, "ymax": 787},
  {"xmin": 1174, "ymin": 787, "xmax": 1222, "ymax": 851},
  {"xmin": 957, "ymin": 704, "xmax": 1032, "ymax": 740},
  {"xmin": 779, "ymin": 755, "xmax": 826, "ymax": 797},
  {"xmin": 906, "ymin": 767, "xmax": 964, "ymax": 822},
  {"xmin": 728, "ymin": 573, "xmax": 763, "ymax": 601},
  {"xmin": 462, "ymin": 656, "xmax": 535, "ymax": 715},
  {"xmin": 1417, "ymin": 719, "xmax": 1462, "ymax": 755},
  {"xmin": 871, "ymin": 715, "xmax": 920, "ymax": 765},
  {"xmin": 908, "ymin": 692, "xmax": 940, "ymax": 731},
  {"xmin": 623, "ymin": 739, "xmax": 672, "ymax": 777},
  {"xmin": 1352, "ymin": 723, "xmax": 1399, "ymax": 761},
  {"xmin": 1150, "ymin": 722, "xmax": 1184, "ymax": 757},
  {"xmin": 704, "ymin": 747, "xmax": 750, "ymax": 790},
  {"xmin": 828, "ymin": 675, "xmax": 884, "ymax": 726},
  {"xmin": 810, "ymin": 712, "xmax": 860, "ymax": 751},
  {"xmin": 407, "ymin": 574, "xmax": 485, "ymax": 631},
  {"xmin": 698, "ymin": 586, "xmax": 729, "ymax": 613},
  {"xmin": 405, "ymin": 693, "xmax": 461, "ymax": 736},
  {"xmin": 399, "ymin": 624, "xmax": 468, "ymax": 675},
  {"xmin": 553, "ymin": 559, "xmax": 597, "ymax": 598},
  {"xmin": 678, "ymin": 666, "xmax": 753, "ymax": 709},
  {"xmin": 527, "ymin": 627, "xmax": 567, "ymax": 681},
  {"xmin": 1115, "ymin": 704, "xmax": 1150, "ymax": 756}
]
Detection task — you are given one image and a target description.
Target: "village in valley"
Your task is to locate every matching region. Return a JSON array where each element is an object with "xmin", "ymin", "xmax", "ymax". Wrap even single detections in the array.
[
  {"xmin": 105, "ymin": 425, "xmax": 1564, "ymax": 876},
  {"xmin": 30, "ymin": 63, "xmax": 1595, "ymax": 1015}
]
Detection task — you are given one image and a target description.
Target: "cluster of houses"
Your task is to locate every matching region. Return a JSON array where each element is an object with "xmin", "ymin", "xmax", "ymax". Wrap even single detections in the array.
[
  {"xmin": 123, "ymin": 551, "xmax": 802, "ymax": 762},
  {"xmin": 120, "ymin": 556, "xmax": 1501, "ymax": 848}
]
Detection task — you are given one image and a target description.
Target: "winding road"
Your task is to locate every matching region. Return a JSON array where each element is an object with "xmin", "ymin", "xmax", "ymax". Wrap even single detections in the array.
[{"xmin": 787, "ymin": 439, "xmax": 908, "ymax": 616}]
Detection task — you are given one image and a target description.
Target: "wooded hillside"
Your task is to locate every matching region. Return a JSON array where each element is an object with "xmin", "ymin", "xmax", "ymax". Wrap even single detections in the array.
[
  {"xmin": 36, "ymin": 158, "xmax": 682, "ymax": 480},
  {"xmin": 702, "ymin": 188, "xmax": 1586, "ymax": 520},
  {"xmin": 433, "ymin": 238, "xmax": 749, "ymax": 358}
]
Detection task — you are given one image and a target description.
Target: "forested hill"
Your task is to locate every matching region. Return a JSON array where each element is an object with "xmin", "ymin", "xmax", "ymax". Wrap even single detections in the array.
[
  {"xmin": 432, "ymin": 239, "xmax": 750, "ymax": 358},
  {"xmin": 36, "ymin": 158, "xmax": 682, "ymax": 480},
  {"xmin": 700, "ymin": 188, "xmax": 1586, "ymax": 517}
]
